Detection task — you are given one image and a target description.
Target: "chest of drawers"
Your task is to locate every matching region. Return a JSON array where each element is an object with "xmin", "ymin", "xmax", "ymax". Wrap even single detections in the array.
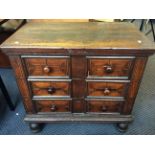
[{"xmin": 1, "ymin": 22, "xmax": 155, "ymax": 133}]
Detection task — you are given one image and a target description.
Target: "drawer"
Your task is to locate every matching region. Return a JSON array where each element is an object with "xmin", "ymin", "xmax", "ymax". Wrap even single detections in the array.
[
  {"xmin": 87, "ymin": 57, "xmax": 134, "ymax": 78},
  {"xmin": 24, "ymin": 56, "xmax": 70, "ymax": 77},
  {"xmin": 35, "ymin": 100, "xmax": 71, "ymax": 113},
  {"xmin": 87, "ymin": 81, "xmax": 128, "ymax": 97},
  {"xmin": 30, "ymin": 81, "xmax": 71, "ymax": 97},
  {"xmin": 87, "ymin": 100, "xmax": 123, "ymax": 113}
]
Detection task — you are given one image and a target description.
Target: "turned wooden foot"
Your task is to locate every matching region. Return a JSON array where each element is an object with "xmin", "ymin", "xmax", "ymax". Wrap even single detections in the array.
[
  {"xmin": 117, "ymin": 122, "xmax": 129, "ymax": 132},
  {"xmin": 29, "ymin": 123, "xmax": 43, "ymax": 133}
]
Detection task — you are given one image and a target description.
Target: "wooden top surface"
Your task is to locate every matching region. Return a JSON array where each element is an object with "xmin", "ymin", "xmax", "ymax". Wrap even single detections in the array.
[{"xmin": 1, "ymin": 22, "xmax": 155, "ymax": 50}]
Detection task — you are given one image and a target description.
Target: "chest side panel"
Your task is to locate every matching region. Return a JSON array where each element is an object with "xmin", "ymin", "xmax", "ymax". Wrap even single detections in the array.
[{"xmin": 9, "ymin": 56, "xmax": 35, "ymax": 114}]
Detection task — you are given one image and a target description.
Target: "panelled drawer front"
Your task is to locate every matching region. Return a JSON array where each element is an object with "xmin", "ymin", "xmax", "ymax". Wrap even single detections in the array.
[
  {"xmin": 30, "ymin": 81, "xmax": 70, "ymax": 97},
  {"xmin": 35, "ymin": 100, "xmax": 71, "ymax": 113},
  {"xmin": 87, "ymin": 57, "xmax": 134, "ymax": 78},
  {"xmin": 87, "ymin": 81, "xmax": 128, "ymax": 97},
  {"xmin": 24, "ymin": 57, "xmax": 69, "ymax": 77},
  {"xmin": 87, "ymin": 101, "xmax": 123, "ymax": 113}
]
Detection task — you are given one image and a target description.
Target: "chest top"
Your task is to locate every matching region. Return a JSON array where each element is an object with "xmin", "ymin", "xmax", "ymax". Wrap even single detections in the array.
[{"xmin": 1, "ymin": 22, "xmax": 155, "ymax": 50}]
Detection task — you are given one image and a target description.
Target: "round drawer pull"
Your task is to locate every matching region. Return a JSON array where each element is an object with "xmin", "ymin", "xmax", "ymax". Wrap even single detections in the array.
[
  {"xmin": 50, "ymin": 104, "xmax": 56, "ymax": 111},
  {"xmin": 43, "ymin": 66, "xmax": 51, "ymax": 73},
  {"xmin": 101, "ymin": 106, "xmax": 108, "ymax": 112},
  {"xmin": 47, "ymin": 87, "xmax": 56, "ymax": 94},
  {"xmin": 103, "ymin": 88, "xmax": 111, "ymax": 95},
  {"xmin": 103, "ymin": 65, "xmax": 113, "ymax": 73}
]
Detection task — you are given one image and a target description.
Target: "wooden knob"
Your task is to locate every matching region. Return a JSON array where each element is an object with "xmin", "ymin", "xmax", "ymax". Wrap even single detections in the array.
[
  {"xmin": 50, "ymin": 104, "xmax": 56, "ymax": 111},
  {"xmin": 47, "ymin": 87, "xmax": 56, "ymax": 94},
  {"xmin": 104, "ymin": 65, "xmax": 113, "ymax": 73},
  {"xmin": 101, "ymin": 106, "xmax": 107, "ymax": 112},
  {"xmin": 103, "ymin": 88, "xmax": 110, "ymax": 95},
  {"xmin": 43, "ymin": 66, "xmax": 51, "ymax": 73}
]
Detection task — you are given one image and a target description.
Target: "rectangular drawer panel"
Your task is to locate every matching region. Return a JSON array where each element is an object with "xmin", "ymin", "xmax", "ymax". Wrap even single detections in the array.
[
  {"xmin": 30, "ymin": 81, "xmax": 70, "ymax": 97},
  {"xmin": 87, "ymin": 57, "xmax": 134, "ymax": 78},
  {"xmin": 24, "ymin": 57, "xmax": 69, "ymax": 77},
  {"xmin": 35, "ymin": 100, "xmax": 71, "ymax": 113},
  {"xmin": 87, "ymin": 81, "xmax": 128, "ymax": 97},
  {"xmin": 87, "ymin": 100, "xmax": 123, "ymax": 113}
]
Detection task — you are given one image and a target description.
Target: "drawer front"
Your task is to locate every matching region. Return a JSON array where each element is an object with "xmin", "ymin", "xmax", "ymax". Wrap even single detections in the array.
[
  {"xmin": 30, "ymin": 81, "xmax": 70, "ymax": 97},
  {"xmin": 24, "ymin": 57, "xmax": 69, "ymax": 77},
  {"xmin": 88, "ymin": 57, "xmax": 134, "ymax": 78},
  {"xmin": 87, "ymin": 81, "xmax": 128, "ymax": 97},
  {"xmin": 87, "ymin": 101, "xmax": 122, "ymax": 113},
  {"xmin": 35, "ymin": 100, "xmax": 71, "ymax": 113}
]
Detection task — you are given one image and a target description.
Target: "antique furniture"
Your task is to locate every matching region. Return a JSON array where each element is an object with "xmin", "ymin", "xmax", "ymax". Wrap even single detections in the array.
[{"xmin": 1, "ymin": 22, "xmax": 155, "ymax": 133}]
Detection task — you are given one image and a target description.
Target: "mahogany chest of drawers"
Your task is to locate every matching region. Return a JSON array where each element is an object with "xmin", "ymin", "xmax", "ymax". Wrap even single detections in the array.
[{"xmin": 1, "ymin": 22, "xmax": 155, "ymax": 133}]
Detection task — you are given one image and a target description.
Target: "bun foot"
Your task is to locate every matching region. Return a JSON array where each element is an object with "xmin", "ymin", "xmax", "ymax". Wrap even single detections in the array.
[
  {"xmin": 117, "ymin": 122, "xmax": 128, "ymax": 132},
  {"xmin": 29, "ymin": 123, "xmax": 43, "ymax": 133}
]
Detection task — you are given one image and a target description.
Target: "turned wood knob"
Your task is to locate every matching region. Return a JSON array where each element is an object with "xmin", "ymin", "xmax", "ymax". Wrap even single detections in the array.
[
  {"xmin": 47, "ymin": 87, "xmax": 56, "ymax": 94},
  {"xmin": 50, "ymin": 104, "xmax": 56, "ymax": 111},
  {"xmin": 43, "ymin": 66, "xmax": 51, "ymax": 73},
  {"xmin": 104, "ymin": 65, "xmax": 113, "ymax": 73},
  {"xmin": 103, "ymin": 88, "xmax": 111, "ymax": 95},
  {"xmin": 101, "ymin": 106, "xmax": 107, "ymax": 112}
]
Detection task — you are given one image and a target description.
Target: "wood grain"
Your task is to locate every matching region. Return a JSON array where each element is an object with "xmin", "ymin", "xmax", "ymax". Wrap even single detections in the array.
[
  {"xmin": 1, "ymin": 22, "xmax": 155, "ymax": 132},
  {"xmin": 30, "ymin": 81, "xmax": 70, "ymax": 96},
  {"xmin": 24, "ymin": 57, "xmax": 69, "ymax": 77},
  {"xmin": 122, "ymin": 57, "xmax": 148, "ymax": 114},
  {"xmin": 87, "ymin": 81, "xmax": 128, "ymax": 97},
  {"xmin": 87, "ymin": 100, "xmax": 123, "ymax": 113},
  {"xmin": 88, "ymin": 58, "xmax": 134, "ymax": 78},
  {"xmin": 1, "ymin": 22, "xmax": 155, "ymax": 50},
  {"xmin": 72, "ymin": 100, "xmax": 85, "ymax": 113},
  {"xmin": 35, "ymin": 100, "xmax": 71, "ymax": 113},
  {"xmin": 9, "ymin": 56, "xmax": 35, "ymax": 113},
  {"xmin": 71, "ymin": 56, "xmax": 86, "ymax": 78}
]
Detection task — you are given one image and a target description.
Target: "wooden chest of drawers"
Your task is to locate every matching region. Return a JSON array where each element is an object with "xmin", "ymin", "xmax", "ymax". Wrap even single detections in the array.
[{"xmin": 1, "ymin": 22, "xmax": 155, "ymax": 133}]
